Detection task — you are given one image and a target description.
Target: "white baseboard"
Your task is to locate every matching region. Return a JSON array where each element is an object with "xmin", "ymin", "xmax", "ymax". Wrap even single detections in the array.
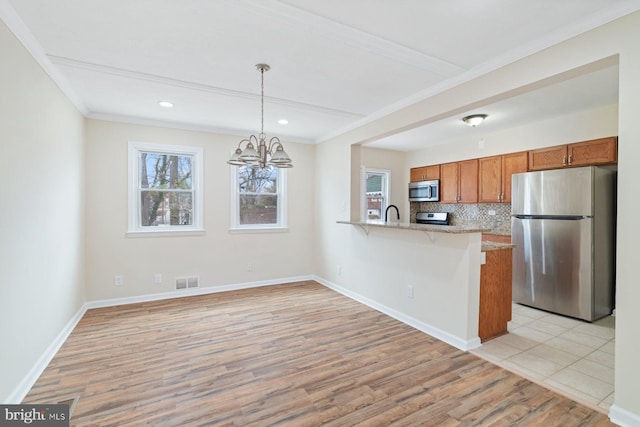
[
  {"xmin": 6, "ymin": 304, "xmax": 87, "ymax": 404},
  {"xmin": 7, "ymin": 275, "xmax": 314, "ymax": 404},
  {"xmin": 610, "ymin": 404, "xmax": 640, "ymax": 427},
  {"xmin": 313, "ymin": 275, "xmax": 480, "ymax": 352},
  {"xmin": 85, "ymin": 275, "xmax": 314, "ymax": 309}
]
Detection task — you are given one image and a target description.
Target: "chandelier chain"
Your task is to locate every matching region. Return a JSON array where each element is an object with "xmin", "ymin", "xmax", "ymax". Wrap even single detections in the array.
[{"xmin": 260, "ymin": 66, "xmax": 264, "ymax": 136}]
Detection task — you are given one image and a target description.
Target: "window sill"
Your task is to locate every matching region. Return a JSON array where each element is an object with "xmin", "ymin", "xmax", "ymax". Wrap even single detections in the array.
[
  {"xmin": 126, "ymin": 229, "xmax": 205, "ymax": 238},
  {"xmin": 229, "ymin": 227, "xmax": 288, "ymax": 234}
]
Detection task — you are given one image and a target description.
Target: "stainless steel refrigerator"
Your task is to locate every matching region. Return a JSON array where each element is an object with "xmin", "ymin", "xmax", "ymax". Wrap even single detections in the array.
[{"xmin": 511, "ymin": 166, "xmax": 616, "ymax": 321}]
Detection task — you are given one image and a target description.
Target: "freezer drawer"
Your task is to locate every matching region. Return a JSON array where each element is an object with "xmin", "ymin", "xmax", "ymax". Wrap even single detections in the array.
[{"xmin": 512, "ymin": 217, "xmax": 594, "ymax": 320}]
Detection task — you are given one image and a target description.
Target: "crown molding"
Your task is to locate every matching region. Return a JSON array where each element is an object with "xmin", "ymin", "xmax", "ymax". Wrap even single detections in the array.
[
  {"xmin": 317, "ymin": 1, "xmax": 640, "ymax": 143},
  {"xmin": 86, "ymin": 112, "xmax": 316, "ymax": 144},
  {"xmin": 0, "ymin": 0, "xmax": 88, "ymax": 115},
  {"xmin": 230, "ymin": 0, "xmax": 465, "ymax": 77},
  {"xmin": 49, "ymin": 55, "xmax": 364, "ymax": 121}
]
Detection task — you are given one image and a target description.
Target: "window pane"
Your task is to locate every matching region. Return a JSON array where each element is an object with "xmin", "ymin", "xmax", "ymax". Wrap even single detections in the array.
[
  {"xmin": 238, "ymin": 165, "xmax": 277, "ymax": 194},
  {"xmin": 140, "ymin": 191, "xmax": 193, "ymax": 226},
  {"xmin": 239, "ymin": 194, "xmax": 278, "ymax": 225},
  {"xmin": 366, "ymin": 173, "xmax": 382, "ymax": 193},
  {"xmin": 140, "ymin": 153, "xmax": 193, "ymax": 190},
  {"xmin": 366, "ymin": 196, "xmax": 384, "ymax": 219},
  {"xmin": 363, "ymin": 170, "xmax": 389, "ymax": 222}
]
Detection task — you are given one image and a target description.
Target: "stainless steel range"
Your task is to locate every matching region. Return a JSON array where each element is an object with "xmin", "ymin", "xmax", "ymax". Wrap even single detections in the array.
[{"xmin": 416, "ymin": 212, "xmax": 450, "ymax": 225}]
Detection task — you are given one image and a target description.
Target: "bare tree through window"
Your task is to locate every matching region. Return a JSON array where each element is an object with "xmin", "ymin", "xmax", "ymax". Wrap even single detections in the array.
[
  {"xmin": 139, "ymin": 152, "xmax": 193, "ymax": 226},
  {"xmin": 238, "ymin": 165, "xmax": 278, "ymax": 225}
]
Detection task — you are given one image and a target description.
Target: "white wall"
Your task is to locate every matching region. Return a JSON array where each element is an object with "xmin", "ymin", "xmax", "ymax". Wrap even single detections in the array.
[
  {"xmin": 84, "ymin": 119, "xmax": 315, "ymax": 301},
  {"xmin": 361, "ymin": 147, "xmax": 409, "ymax": 222},
  {"xmin": 408, "ymin": 103, "xmax": 618, "ymax": 167},
  {"xmin": 315, "ymin": 11, "xmax": 640, "ymax": 423},
  {"xmin": 0, "ymin": 20, "xmax": 85, "ymax": 402}
]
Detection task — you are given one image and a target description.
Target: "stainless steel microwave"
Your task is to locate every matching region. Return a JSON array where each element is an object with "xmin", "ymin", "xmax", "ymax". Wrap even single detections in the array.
[{"xmin": 409, "ymin": 180, "xmax": 439, "ymax": 202}]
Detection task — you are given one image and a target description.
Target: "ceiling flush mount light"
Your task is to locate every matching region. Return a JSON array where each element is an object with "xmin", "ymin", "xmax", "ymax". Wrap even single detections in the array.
[
  {"xmin": 227, "ymin": 64, "xmax": 293, "ymax": 169},
  {"xmin": 462, "ymin": 114, "xmax": 488, "ymax": 127},
  {"xmin": 278, "ymin": 119, "xmax": 288, "ymax": 125},
  {"xmin": 158, "ymin": 101, "xmax": 174, "ymax": 108}
]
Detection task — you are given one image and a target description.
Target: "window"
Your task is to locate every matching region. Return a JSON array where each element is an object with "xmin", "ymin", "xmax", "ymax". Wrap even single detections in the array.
[
  {"xmin": 362, "ymin": 169, "xmax": 390, "ymax": 221},
  {"xmin": 128, "ymin": 142, "xmax": 203, "ymax": 235},
  {"xmin": 231, "ymin": 165, "xmax": 287, "ymax": 231}
]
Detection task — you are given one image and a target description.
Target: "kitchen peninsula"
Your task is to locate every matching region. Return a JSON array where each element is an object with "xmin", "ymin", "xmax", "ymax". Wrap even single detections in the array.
[
  {"xmin": 337, "ymin": 220, "xmax": 513, "ymax": 349},
  {"xmin": 337, "ymin": 219, "xmax": 487, "ymax": 233}
]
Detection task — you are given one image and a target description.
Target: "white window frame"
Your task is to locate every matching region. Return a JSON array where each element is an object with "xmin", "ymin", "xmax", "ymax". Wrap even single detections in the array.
[
  {"xmin": 230, "ymin": 166, "xmax": 288, "ymax": 233},
  {"xmin": 361, "ymin": 167, "xmax": 390, "ymax": 222},
  {"xmin": 127, "ymin": 141, "xmax": 204, "ymax": 237}
]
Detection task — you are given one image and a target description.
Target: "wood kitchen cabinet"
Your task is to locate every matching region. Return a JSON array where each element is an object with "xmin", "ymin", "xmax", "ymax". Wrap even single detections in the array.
[
  {"xmin": 440, "ymin": 162, "xmax": 458, "ymax": 203},
  {"xmin": 528, "ymin": 137, "xmax": 617, "ymax": 171},
  {"xmin": 459, "ymin": 160, "xmax": 478, "ymax": 203},
  {"xmin": 568, "ymin": 137, "xmax": 617, "ymax": 166},
  {"xmin": 440, "ymin": 159, "xmax": 478, "ymax": 203},
  {"xmin": 479, "ymin": 248, "xmax": 512, "ymax": 342},
  {"xmin": 478, "ymin": 152, "xmax": 528, "ymax": 203},
  {"xmin": 410, "ymin": 165, "xmax": 440, "ymax": 182}
]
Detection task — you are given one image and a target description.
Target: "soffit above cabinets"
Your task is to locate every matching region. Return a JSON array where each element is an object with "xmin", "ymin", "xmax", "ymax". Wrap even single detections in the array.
[{"xmin": 3, "ymin": 0, "xmax": 638, "ymax": 144}]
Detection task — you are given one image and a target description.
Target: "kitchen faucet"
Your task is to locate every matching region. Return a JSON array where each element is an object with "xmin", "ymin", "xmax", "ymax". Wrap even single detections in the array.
[{"xmin": 385, "ymin": 204, "xmax": 400, "ymax": 223}]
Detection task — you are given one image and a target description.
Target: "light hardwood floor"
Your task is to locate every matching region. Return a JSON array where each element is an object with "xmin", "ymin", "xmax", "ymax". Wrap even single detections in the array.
[{"xmin": 24, "ymin": 281, "xmax": 614, "ymax": 426}]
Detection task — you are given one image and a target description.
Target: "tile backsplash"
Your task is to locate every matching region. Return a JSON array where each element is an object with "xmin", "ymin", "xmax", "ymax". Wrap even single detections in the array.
[{"xmin": 410, "ymin": 202, "xmax": 512, "ymax": 234}]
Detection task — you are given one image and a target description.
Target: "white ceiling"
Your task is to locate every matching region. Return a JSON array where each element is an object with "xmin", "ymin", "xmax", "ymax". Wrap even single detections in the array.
[
  {"xmin": 366, "ymin": 63, "xmax": 620, "ymax": 151},
  {"xmin": 2, "ymin": 0, "xmax": 638, "ymax": 146}
]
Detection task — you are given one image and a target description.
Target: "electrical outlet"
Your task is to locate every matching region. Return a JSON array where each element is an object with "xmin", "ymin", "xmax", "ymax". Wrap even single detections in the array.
[
  {"xmin": 406, "ymin": 285, "xmax": 414, "ymax": 299},
  {"xmin": 114, "ymin": 275, "xmax": 123, "ymax": 286},
  {"xmin": 488, "ymin": 210, "xmax": 496, "ymax": 216},
  {"xmin": 153, "ymin": 273, "xmax": 162, "ymax": 284},
  {"xmin": 247, "ymin": 263, "xmax": 253, "ymax": 272}
]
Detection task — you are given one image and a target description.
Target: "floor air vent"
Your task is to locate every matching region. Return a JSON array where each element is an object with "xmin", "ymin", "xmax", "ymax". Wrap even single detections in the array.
[{"xmin": 175, "ymin": 276, "xmax": 199, "ymax": 290}]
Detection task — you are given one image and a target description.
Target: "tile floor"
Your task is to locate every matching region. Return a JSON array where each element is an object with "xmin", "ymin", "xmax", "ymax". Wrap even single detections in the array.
[{"xmin": 471, "ymin": 303, "xmax": 615, "ymax": 413}]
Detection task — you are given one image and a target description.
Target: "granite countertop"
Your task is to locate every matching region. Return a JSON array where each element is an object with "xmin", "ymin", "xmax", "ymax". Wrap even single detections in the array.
[
  {"xmin": 483, "ymin": 229, "xmax": 511, "ymax": 237},
  {"xmin": 338, "ymin": 220, "xmax": 515, "ymax": 251},
  {"xmin": 337, "ymin": 220, "xmax": 489, "ymax": 234},
  {"xmin": 481, "ymin": 241, "xmax": 515, "ymax": 251}
]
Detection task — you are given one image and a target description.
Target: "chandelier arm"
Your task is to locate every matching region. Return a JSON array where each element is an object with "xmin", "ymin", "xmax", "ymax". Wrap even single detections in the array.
[
  {"xmin": 236, "ymin": 137, "xmax": 252, "ymax": 149},
  {"xmin": 267, "ymin": 136, "xmax": 283, "ymax": 153}
]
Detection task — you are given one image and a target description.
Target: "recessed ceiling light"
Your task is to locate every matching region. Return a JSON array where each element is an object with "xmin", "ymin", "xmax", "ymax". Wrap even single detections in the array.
[
  {"xmin": 158, "ymin": 101, "xmax": 174, "ymax": 108},
  {"xmin": 278, "ymin": 119, "xmax": 289, "ymax": 125}
]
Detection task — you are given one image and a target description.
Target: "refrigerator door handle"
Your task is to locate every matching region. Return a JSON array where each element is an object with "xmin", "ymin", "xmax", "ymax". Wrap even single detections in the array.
[{"xmin": 512, "ymin": 214, "xmax": 591, "ymax": 220}]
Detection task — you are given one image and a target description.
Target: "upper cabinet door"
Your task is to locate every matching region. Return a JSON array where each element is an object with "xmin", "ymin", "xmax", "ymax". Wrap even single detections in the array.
[
  {"xmin": 478, "ymin": 156, "xmax": 502, "ymax": 203},
  {"xmin": 425, "ymin": 165, "xmax": 440, "ymax": 180},
  {"xmin": 528, "ymin": 137, "xmax": 617, "ymax": 171},
  {"xmin": 410, "ymin": 166, "xmax": 428, "ymax": 182},
  {"xmin": 528, "ymin": 145, "xmax": 568, "ymax": 171},
  {"xmin": 568, "ymin": 137, "xmax": 617, "ymax": 166},
  {"xmin": 501, "ymin": 152, "xmax": 528, "ymax": 203},
  {"xmin": 410, "ymin": 165, "xmax": 441, "ymax": 182},
  {"xmin": 458, "ymin": 159, "xmax": 478, "ymax": 203},
  {"xmin": 439, "ymin": 162, "xmax": 459, "ymax": 203}
]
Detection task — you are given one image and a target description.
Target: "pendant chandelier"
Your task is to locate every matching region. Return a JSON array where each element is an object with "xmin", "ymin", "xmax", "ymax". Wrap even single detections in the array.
[{"xmin": 227, "ymin": 64, "xmax": 293, "ymax": 169}]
